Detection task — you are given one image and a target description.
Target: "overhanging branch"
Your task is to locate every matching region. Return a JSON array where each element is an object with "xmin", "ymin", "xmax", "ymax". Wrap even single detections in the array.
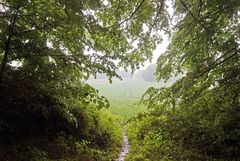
[
  {"xmin": 179, "ymin": 0, "xmax": 213, "ymax": 36},
  {"xmin": 117, "ymin": 0, "xmax": 145, "ymax": 27}
]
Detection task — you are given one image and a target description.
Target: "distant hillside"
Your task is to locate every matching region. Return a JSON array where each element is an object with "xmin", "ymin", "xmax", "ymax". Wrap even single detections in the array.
[
  {"xmin": 95, "ymin": 69, "xmax": 132, "ymax": 79},
  {"xmin": 87, "ymin": 78, "xmax": 171, "ymax": 99},
  {"xmin": 95, "ymin": 64, "xmax": 158, "ymax": 82},
  {"xmin": 134, "ymin": 64, "xmax": 157, "ymax": 82}
]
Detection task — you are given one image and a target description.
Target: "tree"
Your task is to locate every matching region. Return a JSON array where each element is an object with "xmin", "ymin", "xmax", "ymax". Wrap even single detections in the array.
[
  {"xmin": 143, "ymin": 63, "xmax": 157, "ymax": 82},
  {"xmin": 0, "ymin": 0, "xmax": 170, "ymax": 160},
  {"xmin": 0, "ymin": 0, "xmax": 170, "ymax": 84},
  {"xmin": 133, "ymin": 64, "xmax": 157, "ymax": 82},
  {"xmin": 127, "ymin": 0, "xmax": 240, "ymax": 160}
]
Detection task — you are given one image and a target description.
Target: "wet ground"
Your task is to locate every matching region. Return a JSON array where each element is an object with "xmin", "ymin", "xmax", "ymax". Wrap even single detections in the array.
[{"xmin": 115, "ymin": 132, "xmax": 130, "ymax": 161}]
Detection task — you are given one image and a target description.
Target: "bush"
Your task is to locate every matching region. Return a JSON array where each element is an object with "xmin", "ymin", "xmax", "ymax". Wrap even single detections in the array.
[
  {"xmin": 126, "ymin": 84, "xmax": 240, "ymax": 161},
  {"xmin": 0, "ymin": 68, "xmax": 122, "ymax": 161}
]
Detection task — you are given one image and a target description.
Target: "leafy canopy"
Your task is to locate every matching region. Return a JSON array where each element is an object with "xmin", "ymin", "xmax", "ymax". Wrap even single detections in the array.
[
  {"xmin": 127, "ymin": 0, "xmax": 240, "ymax": 160},
  {"xmin": 143, "ymin": 0, "xmax": 240, "ymax": 112},
  {"xmin": 0, "ymin": 0, "xmax": 169, "ymax": 83}
]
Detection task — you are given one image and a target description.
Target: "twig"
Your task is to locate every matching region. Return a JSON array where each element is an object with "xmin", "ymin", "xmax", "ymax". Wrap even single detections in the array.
[
  {"xmin": 197, "ymin": 48, "xmax": 240, "ymax": 78},
  {"xmin": 117, "ymin": 0, "xmax": 145, "ymax": 27},
  {"xmin": 179, "ymin": 0, "xmax": 213, "ymax": 36}
]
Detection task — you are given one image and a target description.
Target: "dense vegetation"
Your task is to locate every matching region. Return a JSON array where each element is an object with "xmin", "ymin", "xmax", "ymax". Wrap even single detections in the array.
[
  {"xmin": 0, "ymin": 64, "xmax": 123, "ymax": 160},
  {"xmin": 126, "ymin": 0, "xmax": 240, "ymax": 160},
  {"xmin": 1, "ymin": 0, "xmax": 240, "ymax": 160},
  {"xmin": 0, "ymin": 0, "xmax": 165, "ymax": 160}
]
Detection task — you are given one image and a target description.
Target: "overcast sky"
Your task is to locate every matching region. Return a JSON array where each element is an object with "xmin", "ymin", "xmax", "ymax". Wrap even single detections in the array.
[
  {"xmin": 141, "ymin": 0, "xmax": 173, "ymax": 69},
  {"xmin": 142, "ymin": 33, "xmax": 169, "ymax": 69}
]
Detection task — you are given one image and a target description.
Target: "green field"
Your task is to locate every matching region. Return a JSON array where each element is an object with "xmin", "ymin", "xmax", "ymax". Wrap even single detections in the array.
[
  {"xmin": 87, "ymin": 78, "xmax": 170, "ymax": 121},
  {"xmin": 107, "ymin": 99, "xmax": 146, "ymax": 122},
  {"xmin": 87, "ymin": 78, "xmax": 170, "ymax": 99}
]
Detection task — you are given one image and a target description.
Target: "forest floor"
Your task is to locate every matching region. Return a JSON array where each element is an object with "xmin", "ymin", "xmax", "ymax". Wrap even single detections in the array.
[{"xmin": 116, "ymin": 132, "xmax": 130, "ymax": 161}]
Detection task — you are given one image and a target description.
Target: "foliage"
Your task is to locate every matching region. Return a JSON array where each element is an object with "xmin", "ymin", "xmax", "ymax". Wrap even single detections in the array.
[
  {"xmin": 1, "ymin": 0, "xmax": 240, "ymax": 160},
  {"xmin": 127, "ymin": 83, "xmax": 240, "ymax": 160},
  {"xmin": 0, "ymin": 0, "xmax": 169, "ymax": 82},
  {"xmin": 127, "ymin": 0, "xmax": 240, "ymax": 160},
  {"xmin": 0, "ymin": 0, "xmax": 169, "ymax": 160},
  {"xmin": 0, "ymin": 66, "xmax": 122, "ymax": 161}
]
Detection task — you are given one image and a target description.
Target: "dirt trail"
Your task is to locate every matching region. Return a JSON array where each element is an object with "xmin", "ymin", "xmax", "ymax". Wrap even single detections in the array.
[{"xmin": 115, "ymin": 132, "xmax": 130, "ymax": 161}]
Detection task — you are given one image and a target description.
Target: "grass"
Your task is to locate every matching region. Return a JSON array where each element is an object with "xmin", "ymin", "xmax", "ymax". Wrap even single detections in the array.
[
  {"xmin": 87, "ymin": 78, "xmax": 170, "ymax": 99},
  {"xmin": 108, "ymin": 99, "xmax": 147, "ymax": 122},
  {"xmin": 87, "ymin": 77, "xmax": 170, "ymax": 121}
]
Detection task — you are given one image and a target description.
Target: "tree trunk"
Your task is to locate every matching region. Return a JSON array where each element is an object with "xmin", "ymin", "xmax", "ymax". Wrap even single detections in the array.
[{"xmin": 0, "ymin": 8, "xmax": 18, "ymax": 84}]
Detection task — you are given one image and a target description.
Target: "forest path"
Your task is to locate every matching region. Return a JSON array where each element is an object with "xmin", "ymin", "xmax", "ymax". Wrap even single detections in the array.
[{"xmin": 115, "ymin": 131, "xmax": 130, "ymax": 161}]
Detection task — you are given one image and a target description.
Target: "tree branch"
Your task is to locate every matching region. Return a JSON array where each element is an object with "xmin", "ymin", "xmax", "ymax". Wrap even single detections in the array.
[
  {"xmin": 197, "ymin": 0, "xmax": 202, "ymax": 17},
  {"xmin": 179, "ymin": 0, "xmax": 213, "ymax": 36},
  {"xmin": 0, "ymin": 6, "xmax": 20, "ymax": 84},
  {"xmin": 197, "ymin": 48, "xmax": 240, "ymax": 78},
  {"xmin": 0, "ymin": 2, "xmax": 11, "ymax": 8},
  {"xmin": 118, "ymin": 0, "xmax": 145, "ymax": 27}
]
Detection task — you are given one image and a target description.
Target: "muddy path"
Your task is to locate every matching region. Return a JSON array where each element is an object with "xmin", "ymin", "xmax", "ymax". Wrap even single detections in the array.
[{"xmin": 115, "ymin": 132, "xmax": 130, "ymax": 161}]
